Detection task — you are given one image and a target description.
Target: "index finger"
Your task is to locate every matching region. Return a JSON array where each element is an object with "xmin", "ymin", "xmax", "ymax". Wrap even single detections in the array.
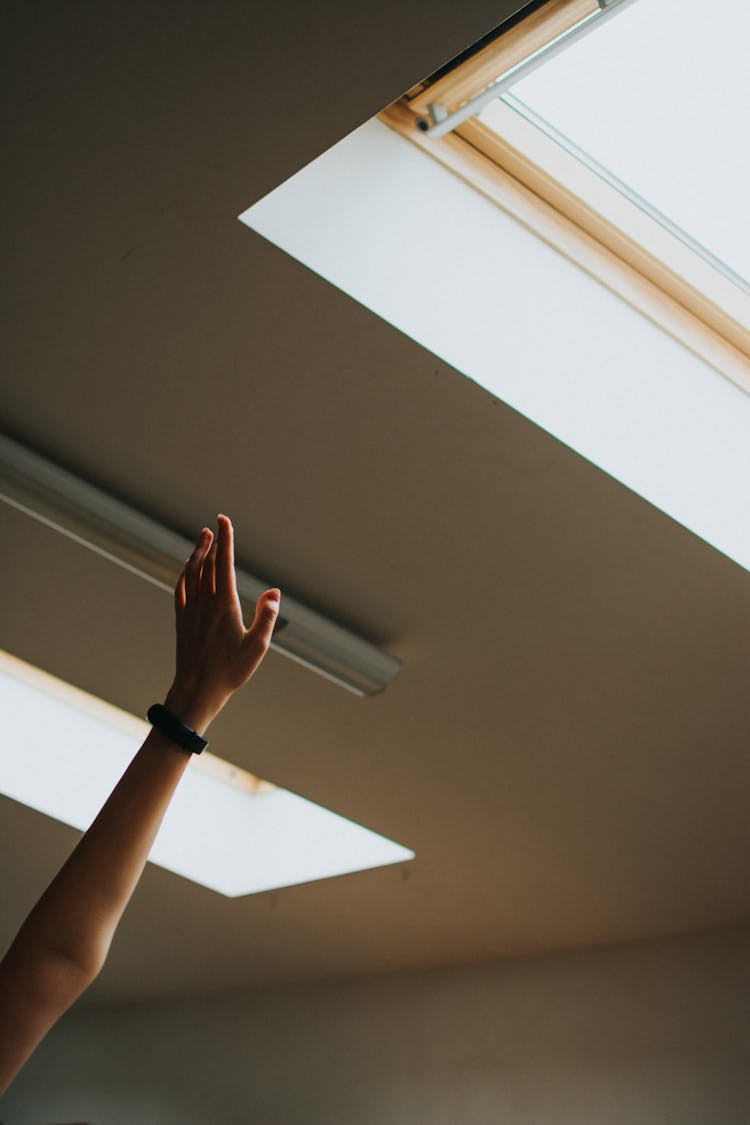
[
  {"xmin": 215, "ymin": 513, "xmax": 238, "ymax": 600},
  {"xmin": 185, "ymin": 528, "xmax": 213, "ymax": 601}
]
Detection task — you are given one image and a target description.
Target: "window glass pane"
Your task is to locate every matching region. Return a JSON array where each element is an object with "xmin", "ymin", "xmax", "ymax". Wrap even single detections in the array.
[{"xmin": 500, "ymin": 0, "xmax": 749, "ymax": 285}]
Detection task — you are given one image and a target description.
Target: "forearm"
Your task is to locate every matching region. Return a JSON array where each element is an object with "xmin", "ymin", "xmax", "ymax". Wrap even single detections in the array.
[
  {"xmin": 0, "ymin": 693, "xmax": 208, "ymax": 1093},
  {"xmin": 17, "ymin": 735, "xmax": 189, "ymax": 977},
  {"xmin": 12, "ymin": 686, "xmax": 218, "ymax": 977}
]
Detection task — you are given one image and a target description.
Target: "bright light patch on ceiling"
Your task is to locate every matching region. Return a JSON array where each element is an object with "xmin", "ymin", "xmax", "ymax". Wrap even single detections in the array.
[
  {"xmin": 239, "ymin": 119, "xmax": 750, "ymax": 573},
  {"xmin": 500, "ymin": 0, "xmax": 749, "ymax": 285},
  {"xmin": 1, "ymin": 651, "xmax": 413, "ymax": 897}
]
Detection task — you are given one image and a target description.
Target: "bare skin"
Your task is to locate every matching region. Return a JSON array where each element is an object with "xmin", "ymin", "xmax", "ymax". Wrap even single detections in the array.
[{"xmin": 0, "ymin": 514, "xmax": 280, "ymax": 1093}]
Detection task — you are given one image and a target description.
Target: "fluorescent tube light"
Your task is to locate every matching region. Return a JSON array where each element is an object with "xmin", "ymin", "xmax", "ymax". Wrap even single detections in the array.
[
  {"xmin": 1, "ymin": 650, "xmax": 414, "ymax": 897},
  {"xmin": 0, "ymin": 433, "xmax": 400, "ymax": 696}
]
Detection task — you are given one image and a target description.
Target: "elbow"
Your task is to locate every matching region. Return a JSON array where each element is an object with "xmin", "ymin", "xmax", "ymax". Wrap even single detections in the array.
[
  {"xmin": 31, "ymin": 944, "xmax": 103, "ymax": 1010},
  {"xmin": 0, "ymin": 938, "xmax": 103, "ymax": 1031},
  {"xmin": 51, "ymin": 936, "xmax": 108, "ymax": 992},
  {"xmin": 13, "ymin": 916, "xmax": 111, "ymax": 1001},
  {"xmin": 24, "ymin": 930, "xmax": 109, "ymax": 1003}
]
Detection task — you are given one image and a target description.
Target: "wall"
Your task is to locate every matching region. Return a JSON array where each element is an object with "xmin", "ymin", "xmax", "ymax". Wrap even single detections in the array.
[{"xmin": 3, "ymin": 926, "xmax": 749, "ymax": 1124}]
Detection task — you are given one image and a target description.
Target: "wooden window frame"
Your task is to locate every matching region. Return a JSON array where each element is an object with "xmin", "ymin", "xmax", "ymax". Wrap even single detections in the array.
[{"xmin": 380, "ymin": 0, "xmax": 750, "ymax": 395}]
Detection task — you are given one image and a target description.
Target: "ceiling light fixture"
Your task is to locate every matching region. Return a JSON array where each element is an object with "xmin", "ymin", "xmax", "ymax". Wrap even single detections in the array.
[{"xmin": 0, "ymin": 433, "xmax": 400, "ymax": 696}]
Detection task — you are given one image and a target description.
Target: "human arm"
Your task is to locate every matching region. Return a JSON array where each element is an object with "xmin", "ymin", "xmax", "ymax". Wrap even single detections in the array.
[{"xmin": 0, "ymin": 514, "xmax": 280, "ymax": 1092}]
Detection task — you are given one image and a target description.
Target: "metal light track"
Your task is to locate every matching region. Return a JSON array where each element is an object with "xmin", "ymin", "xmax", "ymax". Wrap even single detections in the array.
[{"xmin": 0, "ymin": 434, "xmax": 400, "ymax": 697}]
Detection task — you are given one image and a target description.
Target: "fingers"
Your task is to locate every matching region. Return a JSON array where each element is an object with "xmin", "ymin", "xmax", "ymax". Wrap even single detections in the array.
[
  {"xmin": 243, "ymin": 589, "xmax": 281, "ymax": 661},
  {"xmin": 185, "ymin": 528, "xmax": 213, "ymax": 602},
  {"xmin": 215, "ymin": 514, "xmax": 238, "ymax": 601},
  {"xmin": 200, "ymin": 538, "xmax": 218, "ymax": 599},
  {"xmin": 174, "ymin": 568, "xmax": 186, "ymax": 614}
]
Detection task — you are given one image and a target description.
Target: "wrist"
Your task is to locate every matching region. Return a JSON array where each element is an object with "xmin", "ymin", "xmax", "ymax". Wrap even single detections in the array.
[{"xmin": 163, "ymin": 682, "xmax": 227, "ymax": 734}]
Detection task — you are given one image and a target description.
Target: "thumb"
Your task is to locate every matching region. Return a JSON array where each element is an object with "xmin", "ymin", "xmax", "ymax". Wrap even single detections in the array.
[{"xmin": 244, "ymin": 589, "xmax": 281, "ymax": 654}]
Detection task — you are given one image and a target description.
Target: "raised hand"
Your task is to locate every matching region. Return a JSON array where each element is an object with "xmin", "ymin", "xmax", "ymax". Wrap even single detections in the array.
[{"xmin": 166, "ymin": 514, "xmax": 280, "ymax": 732}]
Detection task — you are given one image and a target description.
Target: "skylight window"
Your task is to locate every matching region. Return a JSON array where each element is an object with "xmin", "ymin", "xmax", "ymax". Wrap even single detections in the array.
[
  {"xmin": 396, "ymin": 0, "xmax": 749, "ymax": 378},
  {"xmin": 1, "ymin": 650, "xmax": 413, "ymax": 897},
  {"xmin": 497, "ymin": 0, "xmax": 749, "ymax": 286},
  {"xmin": 239, "ymin": 0, "xmax": 750, "ymax": 574}
]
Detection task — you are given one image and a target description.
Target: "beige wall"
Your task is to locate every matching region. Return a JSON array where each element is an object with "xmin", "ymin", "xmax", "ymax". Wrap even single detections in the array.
[{"xmin": 3, "ymin": 926, "xmax": 749, "ymax": 1124}]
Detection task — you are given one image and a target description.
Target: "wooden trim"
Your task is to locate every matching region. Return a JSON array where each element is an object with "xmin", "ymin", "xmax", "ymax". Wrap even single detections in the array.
[
  {"xmin": 379, "ymin": 101, "xmax": 750, "ymax": 395},
  {"xmin": 461, "ymin": 109, "xmax": 750, "ymax": 355},
  {"xmin": 408, "ymin": 0, "xmax": 599, "ymax": 118}
]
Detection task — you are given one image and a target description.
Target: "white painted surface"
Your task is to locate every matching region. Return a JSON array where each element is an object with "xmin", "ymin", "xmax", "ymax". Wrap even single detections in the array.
[{"xmin": 240, "ymin": 119, "xmax": 750, "ymax": 573}]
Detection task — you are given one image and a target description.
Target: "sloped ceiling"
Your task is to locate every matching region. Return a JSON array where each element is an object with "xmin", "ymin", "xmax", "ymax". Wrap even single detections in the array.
[{"xmin": 1, "ymin": 0, "xmax": 749, "ymax": 1006}]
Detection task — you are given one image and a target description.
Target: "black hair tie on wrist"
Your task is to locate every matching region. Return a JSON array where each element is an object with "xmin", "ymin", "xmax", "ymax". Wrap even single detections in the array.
[{"xmin": 147, "ymin": 704, "xmax": 208, "ymax": 754}]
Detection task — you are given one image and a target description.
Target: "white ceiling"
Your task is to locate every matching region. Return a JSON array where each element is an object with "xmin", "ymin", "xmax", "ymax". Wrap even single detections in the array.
[{"xmin": 1, "ymin": 0, "xmax": 749, "ymax": 1007}]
